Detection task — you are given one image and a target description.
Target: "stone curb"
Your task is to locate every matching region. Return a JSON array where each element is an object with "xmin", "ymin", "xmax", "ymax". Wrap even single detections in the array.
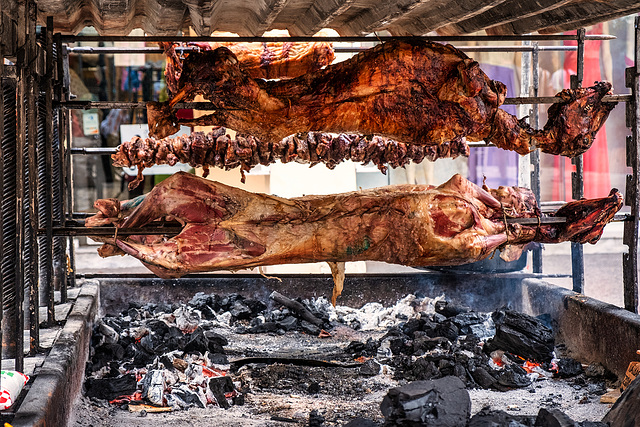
[{"xmin": 11, "ymin": 281, "xmax": 99, "ymax": 427}]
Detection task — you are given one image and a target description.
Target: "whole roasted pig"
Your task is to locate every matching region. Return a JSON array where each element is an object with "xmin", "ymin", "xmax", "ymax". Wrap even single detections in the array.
[
  {"xmin": 148, "ymin": 39, "xmax": 615, "ymax": 158},
  {"xmin": 86, "ymin": 173, "xmax": 622, "ymax": 302}
]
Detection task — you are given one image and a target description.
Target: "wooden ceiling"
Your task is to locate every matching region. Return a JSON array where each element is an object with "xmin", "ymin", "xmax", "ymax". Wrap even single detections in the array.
[{"xmin": 27, "ymin": 0, "xmax": 640, "ymax": 36}]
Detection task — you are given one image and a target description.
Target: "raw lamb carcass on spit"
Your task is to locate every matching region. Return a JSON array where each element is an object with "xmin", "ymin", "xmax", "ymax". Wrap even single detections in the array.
[
  {"xmin": 148, "ymin": 39, "xmax": 615, "ymax": 158},
  {"xmin": 161, "ymin": 39, "xmax": 335, "ymax": 97},
  {"xmin": 86, "ymin": 172, "xmax": 622, "ymax": 304}
]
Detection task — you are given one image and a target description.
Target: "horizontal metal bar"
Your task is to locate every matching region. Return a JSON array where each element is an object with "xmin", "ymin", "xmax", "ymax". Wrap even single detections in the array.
[
  {"xmin": 59, "ymin": 94, "xmax": 628, "ymax": 111},
  {"xmin": 64, "ymin": 45, "xmax": 581, "ymax": 55},
  {"xmin": 506, "ymin": 216, "xmax": 566, "ymax": 225},
  {"xmin": 70, "ymin": 147, "xmax": 117, "ymax": 155},
  {"xmin": 45, "ymin": 226, "xmax": 183, "ymax": 236},
  {"xmin": 60, "ymin": 35, "xmax": 616, "ymax": 43},
  {"xmin": 503, "ymin": 94, "xmax": 629, "ymax": 105},
  {"xmin": 507, "ymin": 214, "xmax": 633, "ymax": 225},
  {"xmin": 67, "ymin": 46, "xmax": 198, "ymax": 54},
  {"xmin": 57, "ymin": 101, "xmax": 235, "ymax": 110},
  {"xmin": 335, "ymin": 45, "xmax": 579, "ymax": 53},
  {"xmin": 51, "ymin": 213, "xmax": 632, "ymax": 238},
  {"xmin": 77, "ymin": 271, "xmax": 572, "ymax": 280},
  {"xmin": 73, "ymin": 144, "xmax": 494, "ymax": 154}
]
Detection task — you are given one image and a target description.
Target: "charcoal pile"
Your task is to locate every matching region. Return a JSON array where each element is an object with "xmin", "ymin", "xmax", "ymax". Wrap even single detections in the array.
[{"xmin": 83, "ymin": 290, "xmax": 615, "ymax": 422}]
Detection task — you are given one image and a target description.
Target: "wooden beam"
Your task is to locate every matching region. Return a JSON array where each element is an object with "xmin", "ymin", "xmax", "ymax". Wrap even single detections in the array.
[
  {"xmin": 289, "ymin": 0, "xmax": 357, "ymax": 36},
  {"xmin": 537, "ymin": 7, "xmax": 640, "ymax": 35},
  {"xmin": 182, "ymin": 0, "xmax": 214, "ymax": 36},
  {"xmin": 487, "ymin": 0, "xmax": 640, "ymax": 35},
  {"xmin": 343, "ymin": 0, "xmax": 431, "ymax": 35},
  {"xmin": 36, "ymin": 0, "xmax": 187, "ymax": 36},
  {"xmin": 385, "ymin": 0, "xmax": 507, "ymax": 36},
  {"xmin": 435, "ymin": 0, "xmax": 574, "ymax": 36},
  {"xmin": 254, "ymin": 0, "xmax": 293, "ymax": 35}
]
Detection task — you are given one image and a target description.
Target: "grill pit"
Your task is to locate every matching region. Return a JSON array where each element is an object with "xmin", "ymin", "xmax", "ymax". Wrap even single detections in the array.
[{"xmin": 65, "ymin": 273, "xmax": 633, "ymax": 426}]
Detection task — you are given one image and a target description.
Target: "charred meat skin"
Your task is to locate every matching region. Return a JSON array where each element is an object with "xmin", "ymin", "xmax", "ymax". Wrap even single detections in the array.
[
  {"xmin": 86, "ymin": 172, "xmax": 622, "ymax": 279},
  {"xmin": 161, "ymin": 40, "xmax": 335, "ymax": 97},
  {"xmin": 113, "ymin": 129, "xmax": 469, "ymax": 190},
  {"xmin": 148, "ymin": 39, "xmax": 615, "ymax": 158}
]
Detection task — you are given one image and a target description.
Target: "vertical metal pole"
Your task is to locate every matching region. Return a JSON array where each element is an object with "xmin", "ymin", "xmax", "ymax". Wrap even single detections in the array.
[
  {"xmin": 64, "ymin": 56, "xmax": 76, "ymax": 293},
  {"xmin": 570, "ymin": 28, "xmax": 586, "ymax": 294},
  {"xmin": 26, "ymin": 0, "xmax": 39, "ymax": 355},
  {"xmin": 44, "ymin": 17, "xmax": 55, "ymax": 325},
  {"xmin": 623, "ymin": 18, "xmax": 640, "ymax": 313},
  {"xmin": 0, "ymin": 41, "xmax": 5, "ymax": 376},
  {"xmin": 530, "ymin": 43, "xmax": 542, "ymax": 273},
  {"xmin": 1, "ymin": 75, "xmax": 17, "ymax": 363},
  {"xmin": 61, "ymin": 43, "xmax": 73, "ymax": 299},
  {"xmin": 53, "ymin": 32, "xmax": 67, "ymax": 302},
  {"xmin": 518, "ymin": 40, "xmax": 532, "ymax": 189},
  {"xmin": 13, "ymin": 0, "xmax": 27, "ymax": 372}
]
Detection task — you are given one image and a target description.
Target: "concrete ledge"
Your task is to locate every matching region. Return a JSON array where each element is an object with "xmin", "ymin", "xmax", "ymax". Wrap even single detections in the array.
[
  {"xmin": 11, "ymin": 281, "xmax": 99, "ymax": 427},
  {"xmin": 519, "ymin": 278, "xmax": 640, "ymax": 378}
]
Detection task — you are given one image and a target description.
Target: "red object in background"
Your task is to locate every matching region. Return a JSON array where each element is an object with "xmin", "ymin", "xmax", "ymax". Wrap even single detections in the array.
[
  {"xmin": 175, "ymin": 109, "xmax": 193, "ymax": 120},
  {"xmin": 553, "ymin": 23, "xmax": 611, "ymax": 200}
]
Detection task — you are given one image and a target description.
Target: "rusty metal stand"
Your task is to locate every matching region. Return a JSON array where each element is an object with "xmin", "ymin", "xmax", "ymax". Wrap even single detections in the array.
[{"xmin": 623, "ymin": 18, "xmax": 640, "ymax": 313}]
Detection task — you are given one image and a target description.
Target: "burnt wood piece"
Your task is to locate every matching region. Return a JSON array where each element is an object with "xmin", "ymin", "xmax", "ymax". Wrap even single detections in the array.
[
  {"xmin": 112, "ymin": 129, "xmax": 468, "ymax": 190},
  {"xmin": 380, "ymin": 377, "xmax": 471, "ymax": 427},
  {"xmin": 469, "ymin": 407, "xmax": 535, "ymax": 426},
  {"xmin": 230, "ymin": 356, "xmax": 362, "ymax": 371},
  {"xmin": 534, "ymin": 408, "xmax": 577, "ymax": 427},
  {"xmin": 161, "ymin": 40, "xmax": 335, "ymax": 97},
  {"xmin": 84, "ymin": 172, "xmax": 622, "ymax": 280},
  {"xmin": 269, "ymin": 291, "xmax": 325, "ymax": 327},
  {"xmin": 147, "ymin": 39, "xmax": 616, "ymax": 160},
  {"xmin": 603, "ymin": 374, "xmax": 640, "ymax": 427},
  {"xmin": 84, "ymin": 374, "xmax": 137, "ymax": 401},
  {"xmin": 209, "ymin": 376, "xmax": 235, "ymax": 409},
  {"xmin": 484, "ymin": 310, "xmax": 555, "ymax": 363}
]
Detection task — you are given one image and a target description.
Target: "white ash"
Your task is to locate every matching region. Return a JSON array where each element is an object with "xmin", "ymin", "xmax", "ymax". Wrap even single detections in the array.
[{"xmin": 306, "ymin": 294, "xmax": 442, "ymax": 331}]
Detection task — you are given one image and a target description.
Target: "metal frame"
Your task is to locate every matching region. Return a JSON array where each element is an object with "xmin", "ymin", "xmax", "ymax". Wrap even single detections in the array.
[
  {"xmin": 0, "ymin": 16, "xmax": 638, "ymax": 374},
  {"xmin": 54, "ymin": 32, "xmax": 634, "ymax": 298}
]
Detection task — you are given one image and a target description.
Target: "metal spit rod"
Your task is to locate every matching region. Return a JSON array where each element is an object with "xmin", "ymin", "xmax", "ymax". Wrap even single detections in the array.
[
  {"xmin": 56, "ymin": 94, "xmax": 628, "ymax": 112},
  {"xmin": 65, "ymin": 45, "xmax": 582, "ymax": 54},
  {"xmin": 60, "ymin": 34, "xmax": 616, "ymax": 43},
  {"xmin": 46, "ymin": 213, "xmax": 633, "ymax": 237}
]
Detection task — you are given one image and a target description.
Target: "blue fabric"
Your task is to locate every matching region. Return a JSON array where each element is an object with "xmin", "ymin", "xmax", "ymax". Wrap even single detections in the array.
[{"xmin": 467, "ymin": 63, "xmax": 519, "ymax": 188}]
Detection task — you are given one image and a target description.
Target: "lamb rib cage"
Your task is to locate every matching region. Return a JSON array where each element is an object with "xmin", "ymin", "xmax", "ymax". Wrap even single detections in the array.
[{"xmin": 112, "ymin": 129, "xmax": 470, "ymax": 190}]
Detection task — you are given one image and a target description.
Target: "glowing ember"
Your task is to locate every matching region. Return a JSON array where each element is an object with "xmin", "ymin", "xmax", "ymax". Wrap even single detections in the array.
[{"xmin": 522, "ymin": 360, "xmax": 542, "ymax": 374}]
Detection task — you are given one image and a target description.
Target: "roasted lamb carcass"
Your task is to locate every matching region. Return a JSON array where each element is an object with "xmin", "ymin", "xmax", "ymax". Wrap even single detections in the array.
[
  {"xmin": 161, "ymin": 39, "xmax": 335, "ymax": 97},
  {"xmin": 113, "ymin": 128, "xmax": 469, "ymax": 190},
  {"xmin": 86, "ymin": 172, "xmax": 622, "ymax": 302},
  {"xmin": 148, "ymin": 39, "xmax": 615, "ymax": 158}
]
